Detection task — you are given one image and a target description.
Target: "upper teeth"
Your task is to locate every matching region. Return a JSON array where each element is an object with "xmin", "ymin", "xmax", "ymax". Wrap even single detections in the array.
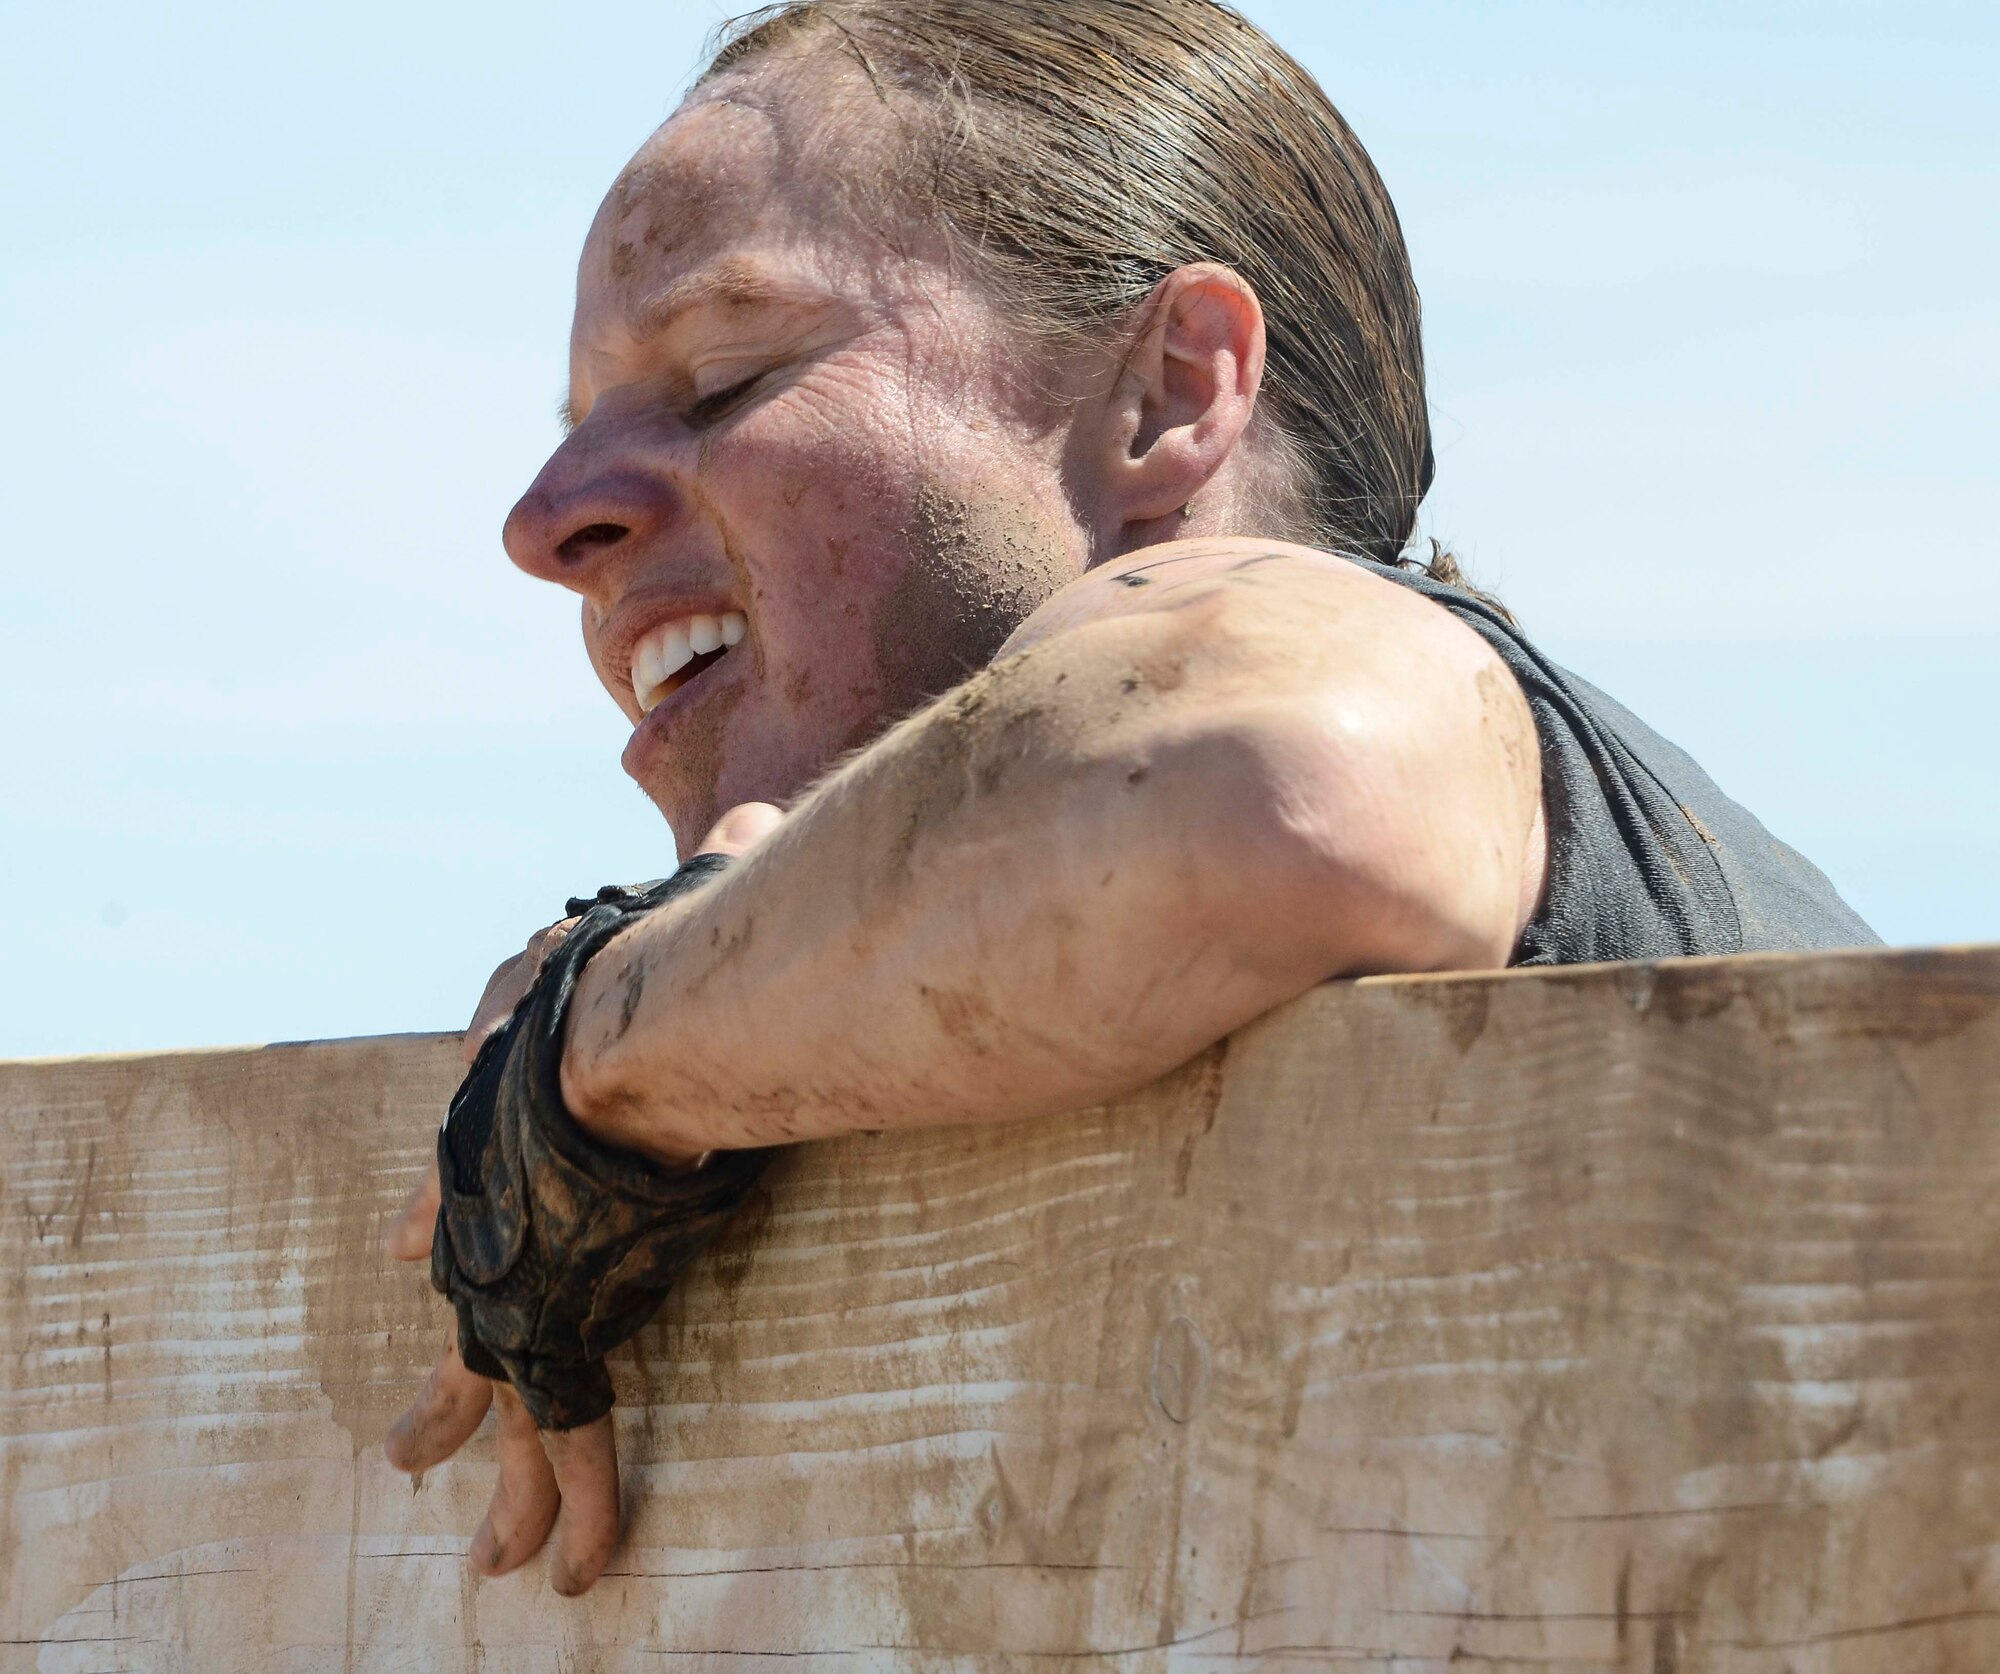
[{"xmin": 632, "ymin": 610, "xmax": 746, "ymax": 713}]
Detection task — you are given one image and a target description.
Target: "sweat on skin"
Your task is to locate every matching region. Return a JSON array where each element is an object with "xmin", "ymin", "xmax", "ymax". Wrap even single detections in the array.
[{"xmin": 381, "ymin": 51, "xmax": 1546, "ymax": 1594}]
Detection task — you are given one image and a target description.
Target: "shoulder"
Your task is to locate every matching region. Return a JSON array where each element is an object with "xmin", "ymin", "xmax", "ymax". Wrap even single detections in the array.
[
  {"xmin": 1006, "ymin": 536, "xmax": 1473, "ymax": 657},
  {"xmin": 1007, "ymin": 538, "xmax": 1550, "ymax": 969},
  {"xmin": 1008, "ymin": 538, "xmax": 1533, "ymax": 781}
]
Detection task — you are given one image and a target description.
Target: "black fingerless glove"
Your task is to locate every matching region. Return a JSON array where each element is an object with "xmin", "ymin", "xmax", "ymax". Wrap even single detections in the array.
[{"xmin": 431, "ymin": 853, "xmax": 770, "ymax": 1430}]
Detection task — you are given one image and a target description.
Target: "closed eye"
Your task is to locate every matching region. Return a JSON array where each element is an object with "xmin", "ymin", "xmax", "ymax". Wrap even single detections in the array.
[{"xmin": 686, "ymin": 372, "xmax": 765, "ymax": 428}]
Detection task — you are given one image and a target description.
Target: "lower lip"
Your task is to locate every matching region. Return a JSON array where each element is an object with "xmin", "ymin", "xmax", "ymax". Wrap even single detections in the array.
[{"xmin": 621, "ymin": 647, "xmax": 746, "ymax": 770}]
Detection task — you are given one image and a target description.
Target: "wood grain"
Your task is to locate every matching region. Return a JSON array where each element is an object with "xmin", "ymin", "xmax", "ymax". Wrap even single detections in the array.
[{"xmin": 3, "ymin": 947, "xmax": 1997, "ymax": 1671}]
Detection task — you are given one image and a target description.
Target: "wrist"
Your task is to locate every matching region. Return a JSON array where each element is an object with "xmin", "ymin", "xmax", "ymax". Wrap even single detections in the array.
[
  {"xmin": 557, "ymin": 919, "xmax": 712, "ymax": 1169},
  {"xmin": 561, "ymin": 1044, "xmax": 712, "ymax": 1168}
]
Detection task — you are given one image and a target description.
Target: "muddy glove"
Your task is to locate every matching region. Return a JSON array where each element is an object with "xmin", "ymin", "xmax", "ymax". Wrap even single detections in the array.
[{"xmin": 430, "ymin": 853, "xmax": 770, "ymax": 1430}]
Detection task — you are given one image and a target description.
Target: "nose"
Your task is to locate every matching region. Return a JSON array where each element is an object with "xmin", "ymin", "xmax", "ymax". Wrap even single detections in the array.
[{"xmin": 502, "ymin": 434, "xmax": 681, "ymax": 590}]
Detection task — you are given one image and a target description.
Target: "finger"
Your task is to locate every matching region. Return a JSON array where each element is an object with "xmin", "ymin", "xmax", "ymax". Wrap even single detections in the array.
[
  {"xmin": 463, "ymin": 957, "xmax": 531, "ymax": 1065},
  {"xmin": 524, "ymin": 919, "xmax": 578, "ymax": 964},
  {"xmin": 469, "ymin": 1386, "xmax": 561, "ymax": 1578},
  {"xmin": 542, "ymin": 1416, "xmax": 622, "ymax": 1596},
  {"xmin": 462, "ymin": 1011, "xmax": 507, "ymax": 1067},
  {"xmin": 463, "ymin": 920, "xmax": 576, "ymax": 1065},
  {"xmin": 384, "ymin": 1331, "xmax": 493, "ymax": 1473},
  {"xmin": 384, "ymin": 1159, "xmax": 442, "ymax": 1261},
  {"xmin": 693, "ymin": 800, "xmax": 786, "ymax": 859}
]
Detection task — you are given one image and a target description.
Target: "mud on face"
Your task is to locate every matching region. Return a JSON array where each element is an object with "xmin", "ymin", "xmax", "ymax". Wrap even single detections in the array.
[{"xmin": 874, "ymin": 481, "xmax": 1071, "ymax": 713}]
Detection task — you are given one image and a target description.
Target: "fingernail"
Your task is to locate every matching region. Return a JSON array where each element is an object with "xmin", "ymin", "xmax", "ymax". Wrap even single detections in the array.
[
  {"xmin": 550, "ymin": 1562, "xmax": 585, "ymax": 1597},
  {"xmin": 469, "ymin": 1522, "xmax": 499, "ymax": 1574}
]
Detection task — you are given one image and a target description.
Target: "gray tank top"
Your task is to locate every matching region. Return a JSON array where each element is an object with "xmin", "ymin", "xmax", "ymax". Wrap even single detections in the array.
[{"xmin": 1363, "ymin": 561, "xmax": 1880, "ymax": 965}]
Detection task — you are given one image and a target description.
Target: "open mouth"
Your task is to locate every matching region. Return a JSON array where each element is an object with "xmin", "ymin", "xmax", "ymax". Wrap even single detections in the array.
[{"xmin": 631, "ymin": 610, "xmax": 747, "ymax": 714}]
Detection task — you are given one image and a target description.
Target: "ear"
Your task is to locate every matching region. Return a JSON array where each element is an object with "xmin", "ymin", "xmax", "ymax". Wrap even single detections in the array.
[{"xmin": 1096, "ymin": 263, "xmax": 1267, "ymax": 550}]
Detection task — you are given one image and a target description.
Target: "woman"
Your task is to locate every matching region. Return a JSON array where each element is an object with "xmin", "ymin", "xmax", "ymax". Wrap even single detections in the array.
[{"xmin": 384, "ymin": 0, "xmax": 1877, "ymax": 1594}]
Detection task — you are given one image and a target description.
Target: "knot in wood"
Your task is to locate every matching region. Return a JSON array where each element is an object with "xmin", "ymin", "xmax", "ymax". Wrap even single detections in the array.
[{"xmin": 1150, "ymin": 1314, "xmax": 1211, "ymax": 1424}]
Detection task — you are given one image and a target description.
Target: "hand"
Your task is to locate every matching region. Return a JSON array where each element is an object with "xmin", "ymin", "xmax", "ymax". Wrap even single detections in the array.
[
  {"xmin": 462, "ymin": 918, "xmax": 579, "ymax": 1068},
  {"xmin": 382, "ymin": 802, "xmax": 786, "ymax": 1591}
]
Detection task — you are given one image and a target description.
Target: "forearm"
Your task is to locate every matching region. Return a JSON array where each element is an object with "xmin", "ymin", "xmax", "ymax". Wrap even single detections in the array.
[{"xmin": 559, "ymin": 610, "xmax": 1360, "ymax": 1161}]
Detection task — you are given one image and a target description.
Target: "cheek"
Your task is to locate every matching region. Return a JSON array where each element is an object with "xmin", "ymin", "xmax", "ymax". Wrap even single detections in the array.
[
  {"xmin": 703, "ymin": 396, "xmax": 928, "ymax": 708},
  {"xmin": 580, "ymin": 599, "xmax": 638, "ymax": 720},
  {"xmin": 873, "ymin": 480, "xmax": 1069, "ymax": 702},
  {"xmin": 697, "ymin": 358, "xmax": 1074, "ymax": 765}
]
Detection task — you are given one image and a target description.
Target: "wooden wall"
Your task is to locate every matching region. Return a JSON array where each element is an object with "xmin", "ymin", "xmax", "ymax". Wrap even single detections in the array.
[{"xmin": 3, "ymin": 946, "xmax": 1998, "ymax": 1671}]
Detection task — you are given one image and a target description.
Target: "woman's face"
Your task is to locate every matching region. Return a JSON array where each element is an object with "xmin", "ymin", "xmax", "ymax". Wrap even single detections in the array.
[{"xmin": 503, "ymin": 63, "xmax": 1090, "ymax": 849}]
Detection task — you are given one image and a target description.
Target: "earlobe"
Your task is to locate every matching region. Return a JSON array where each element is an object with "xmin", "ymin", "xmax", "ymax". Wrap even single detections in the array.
[{"xmin": 1105, "ymin": 264, "xmax": 1267, "ymax": 541}]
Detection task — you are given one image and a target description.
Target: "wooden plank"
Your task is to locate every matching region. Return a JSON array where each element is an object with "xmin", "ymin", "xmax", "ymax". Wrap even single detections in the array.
[{"xmin": 3, "ymin": 947, "xmax": 1998, "ymax": 1672}]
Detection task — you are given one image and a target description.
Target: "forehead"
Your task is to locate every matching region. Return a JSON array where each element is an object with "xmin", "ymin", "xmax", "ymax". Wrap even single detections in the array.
[
  {"xmin": 607, "ymin": 94, "xmax": 779, "ymax": 255},
  {"xmin": 575, "ymin": 68, "xmax": 879, "ymax": 343}
]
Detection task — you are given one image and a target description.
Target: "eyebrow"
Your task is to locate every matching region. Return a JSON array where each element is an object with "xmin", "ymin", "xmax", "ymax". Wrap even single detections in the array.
[
  {"xmin": 629, "ymin": 257, "xmax": 804, "ymax": 341},
  {"xmin": 560, "ymin": 259, "xmax": 832, "ymax": 435}
]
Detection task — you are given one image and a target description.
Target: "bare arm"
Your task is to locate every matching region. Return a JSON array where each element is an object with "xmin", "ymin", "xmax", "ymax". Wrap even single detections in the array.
[
  {"xmin": 381, "ymin": 538, "xmax": 1545, "ymax": 1591},
  {"xmin": 560, "ymin": 539, "xmax": 1547, "ymax": 1163}
]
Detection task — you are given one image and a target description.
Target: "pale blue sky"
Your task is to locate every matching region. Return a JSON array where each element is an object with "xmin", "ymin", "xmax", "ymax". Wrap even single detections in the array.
[{"xmin": 3, "ymin": 1, "xmax": 1995, "ymax": 1056}]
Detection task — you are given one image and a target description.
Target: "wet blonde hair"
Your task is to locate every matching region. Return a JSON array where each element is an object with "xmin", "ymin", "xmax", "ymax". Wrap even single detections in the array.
[{"xmin": 707, "ymin": 0, "xmax": 1471, "ymax": 582}]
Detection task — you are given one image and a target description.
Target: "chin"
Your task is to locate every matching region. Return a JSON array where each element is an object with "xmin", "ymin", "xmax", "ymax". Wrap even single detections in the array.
[
  {"xmin": 630, "ymin": 696, "xmax": 900, "ymax": 857},
  {"xmin": 631, "ymin": 775, "xmax": 716, "ymax": 860},
  {"xmin": 632, "ymin": 753, "xmax": 785, "ymax": 859}
]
